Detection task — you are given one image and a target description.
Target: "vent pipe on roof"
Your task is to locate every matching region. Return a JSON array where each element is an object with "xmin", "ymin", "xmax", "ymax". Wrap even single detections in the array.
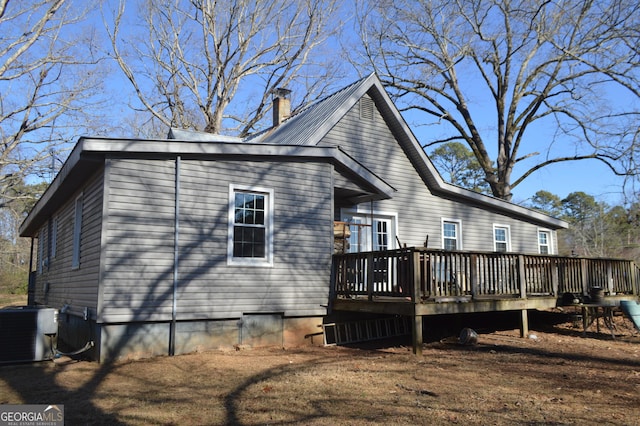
[{"xmin": 272, "ymin": 87, "xmax": 291, "ymax": 127}]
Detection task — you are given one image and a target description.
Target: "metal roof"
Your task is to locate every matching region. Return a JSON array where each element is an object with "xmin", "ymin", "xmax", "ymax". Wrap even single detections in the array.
[{"xmin": 248, "ymin": 74, "xmax": 376, "ymax": 146}]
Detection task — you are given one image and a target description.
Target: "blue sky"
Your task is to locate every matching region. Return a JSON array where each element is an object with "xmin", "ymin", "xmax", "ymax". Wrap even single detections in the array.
[
  {"xmin": 410, "ymin": 128, "xmax": 623, "ymax": 206},
  {"xmin": 396, "ymin": 72, "xmax": 636, "ymax": 207},
  {"xmin": 75, "ymin": 1, "xmax": 634, "ymax": 207},
  {"xmin": 403, "ymin": 105, "xmax": 629, "ymax": 206},
  {"xmin": 3, "ymin": 0, "xmax": 631, "ymax": 209},
  {"xmin": 509, "ymin": 157, "xmax": 622, "ymax": 205}
]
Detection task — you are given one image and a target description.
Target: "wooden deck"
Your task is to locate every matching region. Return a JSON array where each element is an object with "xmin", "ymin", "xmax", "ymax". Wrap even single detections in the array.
[{"xmin": 330, "ymin": 248, "xmax": 640, "ymax": 354}]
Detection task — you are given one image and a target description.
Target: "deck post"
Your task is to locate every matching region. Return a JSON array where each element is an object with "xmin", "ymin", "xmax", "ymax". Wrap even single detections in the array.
[
  {"xmin": 412, "ymin": 249, "xmax": 423, "ymax": 355},
  {"xmin": 580, "ymin": 259, "xmax": 589, "ymax": 296},
  {"xmin": 470, "ymin": 254, "xmax": 478, "ymax": 297},
  {"xmin": 412, "ymin": 250, "xmax": 421, "ymax": 302},
  {"xmin": 551, "ymin": 257, "xmax": 559, "ymax": 297},
  {"xmin": 328, "ymin": 255, "xmax": 337, "ymax": 313},
  {"xmin": 366, "ymin": 252, "xmax": 374, "ymax": 301},
  {"xmin": 520, "ymin": 309, "xmax": 529, "ymax": 338},
  {"xmin": 412, "ymin": 314, "xmax": 423, "ymax": 356},
  {"xmin": 517, "ymin": 255, "xmax": 529, "ymax": 338},
  {"xmin": 517, "ymin": 255, "xmax": 527, "ymax": 298}
]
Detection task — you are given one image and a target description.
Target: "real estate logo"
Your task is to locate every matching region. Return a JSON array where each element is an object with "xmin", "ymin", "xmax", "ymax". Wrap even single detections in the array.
[{"xmin": 0, "ymin": 404, "xmax": 64, "ymax": 426}]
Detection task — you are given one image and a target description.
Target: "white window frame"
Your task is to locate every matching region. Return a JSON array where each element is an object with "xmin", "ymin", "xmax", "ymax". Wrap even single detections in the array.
[
  {"xmin": 227, "ymin": 184, "xmax": 274, "ymax": 267},
  {"xmin": 537, "ymin": 228, "xmax": 553, "ymax": 255},
  {"xmin": 441, "ymin": 219, "xmax": 462, "ymax": 251},
  {"xmin": 493, "ymin": 224, "xmax": 511, "ymax": 252},
  {"xmin": 372, "ymin": 217, "xmax": 393, "ymax": 251},
  {"xmin": 340, "ymin": 208, "xmax": 398, "ymax": 253},
  {"xmin": 72, "ymin": 194, "xmax": 83, "ymax": 269}
]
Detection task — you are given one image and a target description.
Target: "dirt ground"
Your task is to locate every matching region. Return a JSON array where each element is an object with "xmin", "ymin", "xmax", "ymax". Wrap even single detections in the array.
[{"xmin": 1, "ymin": 306, "xmax": 640, "ymax": 425}]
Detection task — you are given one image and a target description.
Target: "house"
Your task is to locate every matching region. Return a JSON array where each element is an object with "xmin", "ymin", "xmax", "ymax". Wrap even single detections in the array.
[{"xmin": 19, "ymin": 74, "xmax": 568, "ymax": 361}]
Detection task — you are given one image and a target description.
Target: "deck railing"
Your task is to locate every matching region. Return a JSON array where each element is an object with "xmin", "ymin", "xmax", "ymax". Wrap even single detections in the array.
[{"xmin": 332, "ymin": 248, "xmax": 640, "ymax": 302}]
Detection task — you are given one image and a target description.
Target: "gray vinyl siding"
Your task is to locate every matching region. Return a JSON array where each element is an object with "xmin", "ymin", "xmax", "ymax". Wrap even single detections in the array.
[
  {"xmin": 33, "ymin": 171, "xmax": 103, "ymax": 317},
  {"xmin": 321, "ymin": 94, "xmax": 552, "ymax": 254},
  {"xmin": 177, "ymin": 160, "xmax": 332, "ymax": 319},
  {"xmin": 99, "ymin": 158, "xmax": 333, "ymax": 323},
  {"xmin": 100, "ymin": 159, "xmax": 176, "ymax": 323},
  {"xmin": 333, "ymin": 168, "xmax": 370, "ymax": 194}
]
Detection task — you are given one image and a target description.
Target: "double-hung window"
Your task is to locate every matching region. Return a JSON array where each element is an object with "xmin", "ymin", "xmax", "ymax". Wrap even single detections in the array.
[
  {"xmin": 538, "ymin": 230, "xmax": 551, "ymax": 254},
  {"xmin": 228, "ymin": 185, "xmax": 273, "ymax": 266},
  {"xmin": 493, "ymin": 224, "xmax": 511, "ymax": 252},
  {"xmin": 442, "ymin": 219, "xmax": 461, "ymax": 251}
]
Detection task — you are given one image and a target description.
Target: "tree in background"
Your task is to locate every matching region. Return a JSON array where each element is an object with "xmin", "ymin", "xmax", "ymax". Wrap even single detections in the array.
[
  {"xmin": 528, "ymin": 190, "xmax": 563, "ymax": 218},
  {"xmin": 606, "ymin": 198, "xmax": 640, "ymax": 262},
  {"xmin": 356, "ymin": 0, "xmax": 640, "ymax": 201},
  {"xmin": 560, "ymin": 191, "xmax": 609, "ymax": 257},
  {"xmin": 106, "ymin": 0, "xmax": 342, "ymax": 137},
  {"xmin": 429, "ymin": 142, "xmax": 491, "ymax": 194},
  {"xmin": 1, "ymin": 0, "xmax": 106, "ymax": 207},
  {"xmin": 0, "ymin": 181, "xmax": 47, "ymax": 293},
  {"xmin": 527, "ymin": 189, "xmax": 640, "ymax": 262},
  {"xmin": 1, "ymin": 0, "xmax": 107, "ymax": 294}
]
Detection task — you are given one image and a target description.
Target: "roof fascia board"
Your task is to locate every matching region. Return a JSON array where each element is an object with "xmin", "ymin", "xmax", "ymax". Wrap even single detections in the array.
[
  {"xmin": 82, "ymin": 137, "xmax": 395, "ymax": 198},
  {"xmin": 19, "ymin": 139, "xmax": 88, "ymax": 236},
  {"xmin": 332, "ymin": 148, "xmax": 396, "ymax": 199},
  {"xmin": 433, "ymin": 183, "xmax": 568, "ymax": 228},
  {"xmin": 168, "ymin": 127, "xmax": 243, "ymax": 142},
  {"xmin": 81, "ymin": 137, "xmax": 335, "ymax": 157},
  {"xmin": 20, "ymin": 136, "xmax": 395, "ymax": 236}
]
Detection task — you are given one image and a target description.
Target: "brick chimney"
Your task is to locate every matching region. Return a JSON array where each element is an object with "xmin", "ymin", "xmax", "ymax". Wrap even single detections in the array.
[{"xmin": 272, "ymin": 87, "xmax": 291, "ymax": 127}]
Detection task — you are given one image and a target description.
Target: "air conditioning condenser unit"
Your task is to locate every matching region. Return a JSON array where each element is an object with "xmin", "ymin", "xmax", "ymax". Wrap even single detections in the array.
[{"xmin": 0, "ymin": 306, "xmax": 58, "ymax": 363}]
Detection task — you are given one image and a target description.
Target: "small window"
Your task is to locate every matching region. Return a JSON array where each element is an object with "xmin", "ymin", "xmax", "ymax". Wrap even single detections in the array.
[
  {"xmin": 228, "ymin": 185, "xmax": 273, "ymax": 266},
  {"xmin": 538, "ymin": 230, "xmax": 551, "ymax": 254},
  {"xmin": 72, "ymin": 195, "xmax": 83, "ymax": 269},
  {"xmin": 442, "ymin": 220, "xmax": 461, "ymax": 251},
  {"xmin": 493, "ymin": 224, "xmax": 511, "ymax": 252}
]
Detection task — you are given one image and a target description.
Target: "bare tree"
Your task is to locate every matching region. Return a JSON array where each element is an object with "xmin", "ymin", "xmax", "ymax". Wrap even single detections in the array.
[
  {"xmin": 106, "ymin": 0, "xmax": 342, "ymax": 137},
  {"xmin": 356, "ymin": 0, "xmax": 640, "ymax": 201},
  {"xmin": 0, "ymin": 0, "xmax": 104, "ymax": 208}
]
